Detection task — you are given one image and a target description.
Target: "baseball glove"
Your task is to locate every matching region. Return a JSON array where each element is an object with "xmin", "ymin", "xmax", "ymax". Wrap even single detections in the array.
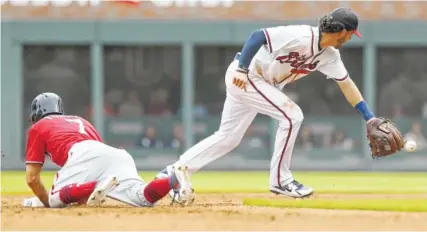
[{"xmin": 366, "ymin": 117, "xmax": 405, "ymax": 158}]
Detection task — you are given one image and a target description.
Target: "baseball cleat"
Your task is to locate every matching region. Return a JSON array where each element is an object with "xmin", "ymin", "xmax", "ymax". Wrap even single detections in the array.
[
  {"xmin": 87, "ymin": 176, "xmax": 120, "ymax": 207},
  {"xmin": 169, "ymin": 165, "xmax": 195, "ymax": 206},
  {"xmin": 155, "ymin": 165, "xmax": 171, "ymax": 179},
  {"xmin": 156, "ymin": 165, "xmax": 195, "ymax": 205},
  {"xmin": 269, "ymin": 180, "xmax": 314, "ymax": 198}
]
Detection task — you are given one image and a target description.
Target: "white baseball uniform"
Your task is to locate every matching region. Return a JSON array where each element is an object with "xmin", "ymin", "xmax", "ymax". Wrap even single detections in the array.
[{"xmin": 173, "ymin": 25, "xmax": 349, "ymax": 187}]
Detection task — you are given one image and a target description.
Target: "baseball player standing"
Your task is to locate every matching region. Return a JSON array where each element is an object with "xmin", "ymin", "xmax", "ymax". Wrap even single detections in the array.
[
  {"xmin": 24, "ymin": 93, "xmax": 194, "ymax": 208},
  {"xmin": 158, "ymin": 8, "xmax": 377, "ymax": 199}
]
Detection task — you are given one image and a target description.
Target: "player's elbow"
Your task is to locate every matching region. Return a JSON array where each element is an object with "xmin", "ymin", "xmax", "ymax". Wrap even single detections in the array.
[
  {"xmin": 25, "ymin": 163, "xmax": 43, "ymax": 187},
  {"xmin": 26, "ymin": 174, "xmax": 40, "ymax": 187},
  {"xmin": 250, "ymin": 29, "xmax": 267, "ymax": 44},
  {"xmin": 251, "ymin": 29, "xmax": 264, "ymax": 35}
]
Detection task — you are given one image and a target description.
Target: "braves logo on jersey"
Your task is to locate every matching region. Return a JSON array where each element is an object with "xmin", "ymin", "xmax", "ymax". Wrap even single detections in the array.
[
  {"xmin": 273, "ymin": 51, "xmax": 324, "ymax": 85},
  {"xmin": 276, "ymin": 52, "xmax": 320, "ymax": 75}
]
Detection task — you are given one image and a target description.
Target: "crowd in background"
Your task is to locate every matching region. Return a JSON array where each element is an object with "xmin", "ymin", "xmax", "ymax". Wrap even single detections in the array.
[
  {"xmin": 23, "ymin": 45, "xmax": 427, "ymax": 152},
  {"xmin": 133, "ymin": 123, "xmax": 360, "ymax": 152}
]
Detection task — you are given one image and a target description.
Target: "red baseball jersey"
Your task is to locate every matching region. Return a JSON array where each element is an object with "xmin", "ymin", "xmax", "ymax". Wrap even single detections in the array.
[{"xmin": 25, "ymin": 115, "xmax": 102, "ymax": 167}]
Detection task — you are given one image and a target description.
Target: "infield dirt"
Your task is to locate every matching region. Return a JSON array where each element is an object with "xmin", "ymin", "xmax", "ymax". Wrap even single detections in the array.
[{"xmin": 2, "ymin": 193, "xmax": 427, "ymax": 231}]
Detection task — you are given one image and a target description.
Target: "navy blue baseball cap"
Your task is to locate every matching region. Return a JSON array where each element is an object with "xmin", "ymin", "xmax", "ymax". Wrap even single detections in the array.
[{"xmin": 329, "ymin": 7, "xmax": 362, "ymax": 38}]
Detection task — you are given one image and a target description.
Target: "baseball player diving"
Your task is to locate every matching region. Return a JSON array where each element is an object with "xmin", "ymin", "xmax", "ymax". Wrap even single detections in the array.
[
  {"xmin": 157, "ymin": 8, "xmax": 404, "ymax": 200},
  {"xmin": 23, "ymin": 92, "xmax": 194, "ymax": 208}
]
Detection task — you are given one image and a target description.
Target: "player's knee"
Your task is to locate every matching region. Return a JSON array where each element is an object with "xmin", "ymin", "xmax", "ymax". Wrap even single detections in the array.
[
  {"xmin": 294, "ymin": 107, "xmax": 304, "ymax": 124},
  {"xmin": 223, "ymin": 134, "xmax": 242, "ymax": 147},
  {"xmin": 228, "ymin": 136, "xmax": 244, "ymax": 148},
  {"xmin": 215, "ymin": 130, "xmax": 244, "ymax": 149},
  {"xmin": 279, "ymin": 105, "xmax": 303, "ymax": 126},
  {"xmin": 48, "ymin": 194, "xmax": 62, "ymax": 208}
]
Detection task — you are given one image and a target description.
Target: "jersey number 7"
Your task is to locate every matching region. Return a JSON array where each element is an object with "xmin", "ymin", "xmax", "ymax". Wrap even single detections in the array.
[{"xmin": 65, "ymin": 119, "xmax": 87, "ymax": 135}]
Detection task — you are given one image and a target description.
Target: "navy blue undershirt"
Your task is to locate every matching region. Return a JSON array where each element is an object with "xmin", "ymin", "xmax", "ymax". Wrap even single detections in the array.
[{"xmin": 238, "ymin": 29, "xmax": 267, "ymax": 70}]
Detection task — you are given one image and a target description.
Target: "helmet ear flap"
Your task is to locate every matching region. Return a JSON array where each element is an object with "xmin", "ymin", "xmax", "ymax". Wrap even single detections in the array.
[
  {"xmin": 30, "ymin": 100, "xmax": 44, "ymax": 124},
  {"xmin": 31, "ymin": 108, "xmax": 43, "ymax": 124},
  {"xmin": 36, "ymin": 108, "xmax": 44, "ymax": 121}
]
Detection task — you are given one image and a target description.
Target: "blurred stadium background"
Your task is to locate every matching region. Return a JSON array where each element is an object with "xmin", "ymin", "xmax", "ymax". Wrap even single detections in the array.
[{"xmin": 1, "ymin": 1, "xmax": 427, "ymax": 172}]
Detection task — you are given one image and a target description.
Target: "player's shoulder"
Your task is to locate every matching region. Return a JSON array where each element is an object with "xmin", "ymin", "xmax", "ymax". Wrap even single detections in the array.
[
  {"xmin": 269, "ymin": 24, "xmax": 314, "ymax": 39},
  {"xmin": 59, "ymin": 115, "xmax": 92, "ymax": 126},
  {"xmin": 266, "ymin": 25, "xmax": 315, "ymax": 50},
  {"xmin": 30, "ymin": 115, "xmax": 83, "ymax": 129},
  {"xmin": 323, "ymin": 46, "xmax": 342, "ymax": 60},
  {"xmin": 288, "ymin": 25, "xmax": 315, "ymax": 38},
  {"xmin": 30, "ymin": 117, "xmax": 52, "ymax": 131},
  {"xmin": 62, "ymin": 115, "xmax": 85, "ymax": 121}
]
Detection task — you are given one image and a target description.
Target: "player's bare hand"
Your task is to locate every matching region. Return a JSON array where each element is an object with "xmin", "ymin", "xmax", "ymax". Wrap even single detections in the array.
[{"xmin": 233, "ymin": 68, "xmax": 249, "ymax": 91}]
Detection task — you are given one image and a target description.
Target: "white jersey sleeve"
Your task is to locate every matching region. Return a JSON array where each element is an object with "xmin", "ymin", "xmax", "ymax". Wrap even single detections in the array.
[
  {"xmin": 317, "ymin": 48, "xmax": 349, "ymax": 82},
  {"xmin": 262, "ymin": 26, "xmax": 299, "ymax": 54}
]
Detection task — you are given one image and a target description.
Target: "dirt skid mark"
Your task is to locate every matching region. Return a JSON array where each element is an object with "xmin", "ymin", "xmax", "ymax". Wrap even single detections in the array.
[{"xmin": 2, "ymin": 194, "xmax": 427, "ymax": 231}]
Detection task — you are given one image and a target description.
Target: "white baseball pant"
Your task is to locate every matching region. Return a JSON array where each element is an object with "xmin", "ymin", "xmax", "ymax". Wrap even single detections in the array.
[
  {"xmin": 49, "ymin": 140, "xmax": 152, "ymax": 207},
  {"xmin": 174, "ymin": 55, "xmax": 303, "ymax": 188}
]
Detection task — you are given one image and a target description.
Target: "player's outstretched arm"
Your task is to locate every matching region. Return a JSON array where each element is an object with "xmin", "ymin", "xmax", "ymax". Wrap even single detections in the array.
[
  {"xmin": 337, "ymin": 77, "xmax": 406, "ymax": 157},
  {"xmin": 336, "ymin": 77, "xmax": 375, "ymax": 122},
  {"xmin": 26, "ymin": 163, "xmax": 50, "ymax": 207}
]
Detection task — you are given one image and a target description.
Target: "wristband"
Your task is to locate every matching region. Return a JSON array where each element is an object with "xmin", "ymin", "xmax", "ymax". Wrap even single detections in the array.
[
  {"xmin": 236, "ymin": 66, "xmax": 249, "ymax": 74},
  {"xmin": 355, "ymin": 101, "xmax": 375, "ymax": 121}
]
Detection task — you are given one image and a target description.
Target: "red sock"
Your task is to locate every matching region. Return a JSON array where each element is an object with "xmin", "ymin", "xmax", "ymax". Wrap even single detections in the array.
[
  {"xmin": 143, "ymin": 176, "xmax": 178, "ymax": 204},
  {"xmin": 59, "ymin": 181, "xmax": 97, "ymax": 205}
]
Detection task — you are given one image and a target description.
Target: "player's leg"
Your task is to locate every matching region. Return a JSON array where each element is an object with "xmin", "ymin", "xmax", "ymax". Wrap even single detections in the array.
[
  {"xmin": 157, "ymin": 59, "xmax": 257, "ymax": 175},
  {"xmin": 48, "ymin": 141, "xmax": 120, "ymax": 208},
  {"xmin": 49, "ymin": 178, "xmax": 98, "ymax": 208},
  {"xmin": 224, "ymin": 58, "xmax": 310, "ymax": 196},
  {"xmin": 104, "ymin": 149, "xmax": 194, "ymax": 207},
  {"xmin": 243, "ymin": 77, "xmax": 313, "ymax": 198},
  {"xmin": 145, "ymin": 165, "xmax": 194, "ymax": 206},
  {"xmin": 48, "ymin": 143, "xmax": 142, "ymax": 207},
  {"xmin": 50, "ymin": 176, "xmax": 118, "ymax": 208},
  {"xmin": 268, "ymin": 118, "xmax": 310, "ymax": 197},
  {"xmin": 155, "ymin": 61, "xmax": 258, "ymax": 203},
  {"xmin": 173, "ymin": 95, "xmax": 257, "ymax": 172},
  {"xmin": 97, "ymin": 147, "xmax": 194, "ymax": 207},
  {"xmin": 124, "ymin": 165, "xmax": 193, "ymax": 207},
  {"xmin": 48, "ymin": 164, "xmax": 118, "ymax": 208},
  {"xmin": 155, "ymin": 95, "xmax": 257, "ymax": 204}
]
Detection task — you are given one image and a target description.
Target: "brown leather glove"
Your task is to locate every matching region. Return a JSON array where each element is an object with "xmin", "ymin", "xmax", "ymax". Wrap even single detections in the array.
[{"xmin": 366, "ymin": 117, "xmax": 405, "ymax": 158}]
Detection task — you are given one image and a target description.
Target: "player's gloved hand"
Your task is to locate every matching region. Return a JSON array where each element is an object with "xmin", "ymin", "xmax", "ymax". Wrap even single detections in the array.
[
  {"xmin": 233, "ymin": 67, "xmax": 249, "ymax": 92},
  {"xmin": 23, "ymin": 196, "xmax": 46, "ymax": 207},
  {"xmin": 366, "ymin": 117, "xmax": 404, "ymax": 158}
]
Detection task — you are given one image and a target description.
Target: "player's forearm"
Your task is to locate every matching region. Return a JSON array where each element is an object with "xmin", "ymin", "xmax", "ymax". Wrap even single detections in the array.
[
  {"xmin": 337, "ymin": 78, "xmax": 363, "ymax": 106},
  {"xmin": 238, "ymin": 29, "xmax": 267, "ymax": 70},
  {"xmin": 337, "ymin": 78, "xmax": 375, "ymax": 121},
  {"xmin": 27, "ymin": 178, "xmax": 50, "ymax": 207}
]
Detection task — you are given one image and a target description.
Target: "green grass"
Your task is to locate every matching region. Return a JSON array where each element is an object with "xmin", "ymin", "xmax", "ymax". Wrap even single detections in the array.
[
  {"xmin": 243, "ymin": 198, "xmax": 427, "ymax": 212},
  {"xmin": 1, "ymin": 171, "xmax": 426, "ymax": 195}
]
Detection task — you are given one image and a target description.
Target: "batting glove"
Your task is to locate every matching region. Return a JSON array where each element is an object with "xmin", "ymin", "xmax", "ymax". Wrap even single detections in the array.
[{"xmin": 23, "ymin": 196, "xmax": 45, "ymax": 207}]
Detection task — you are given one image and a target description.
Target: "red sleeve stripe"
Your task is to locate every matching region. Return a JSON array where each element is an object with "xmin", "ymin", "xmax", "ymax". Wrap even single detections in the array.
[
  {"xmin": 114, "ymin": 0, "xmax": 140, "ymax": 6},
  {"xmin": 25, "ymin": 161, "xmax": 44, "ymax": 164},
  {"xmin": 335, "ymin": 73, "xmax": 349, "ymax": 82},
  {"xmin": 262, "ymin": 29, "xmax": 273, "ymax": 53}
]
